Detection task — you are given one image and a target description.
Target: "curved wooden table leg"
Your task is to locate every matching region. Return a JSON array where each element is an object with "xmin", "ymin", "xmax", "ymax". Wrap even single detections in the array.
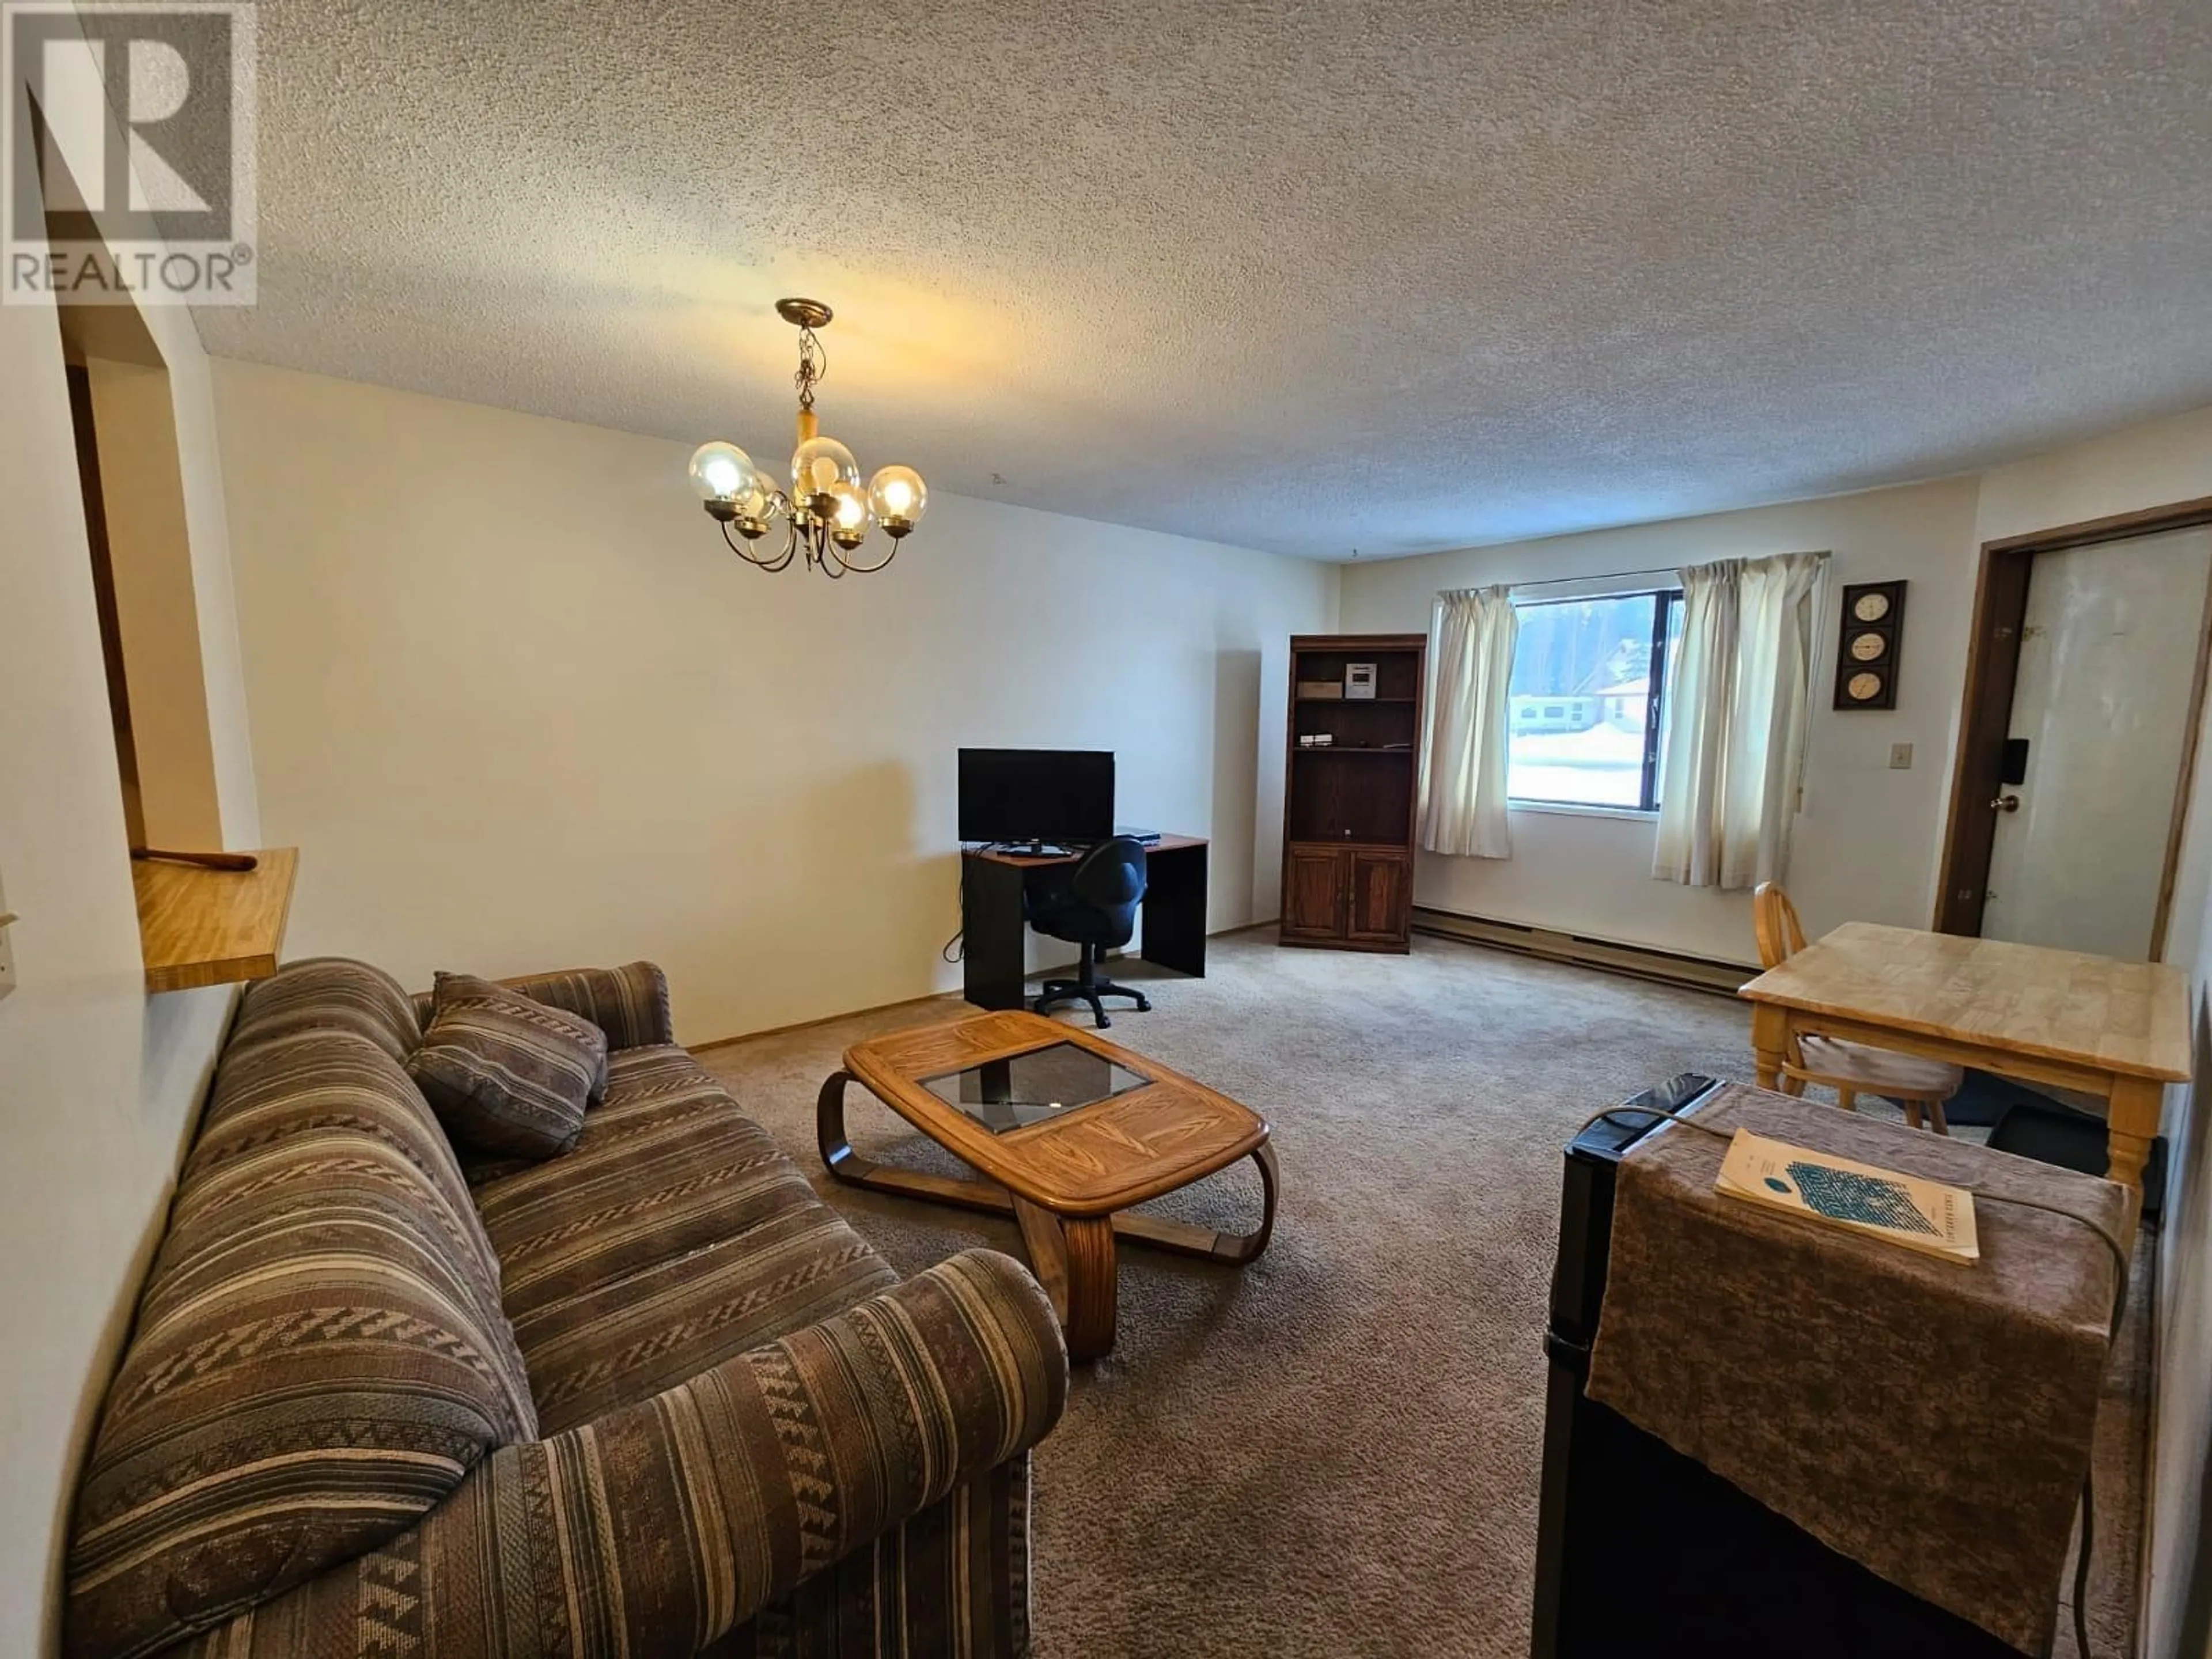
[
  {"xmin": 1108, "ymin": 1138, "xmax": 1279, "ymax": 1264},
  {"xmin": 819, "ymin": 1065, "xmax": 1277, "ymax": 1361},
  {"xmin": 1011, "ymin": 1196, "xmax": 1070, "ymax": 1324},
  {"xmin": 817, "ymin": 1069, "xmax": 870, "ymax": 1184},
  {"xmin": 1059, "ymin": 1216, "xmax": 1119, "ymax": 1362},
  {"xmin": 1217, "ymin": 1139, "xmax": 1279, "ymax": 1264},
  {"xmin": 820, "ymin": 1068, "xmax": 1021, "ymax": 1217},
  {"xmin": 1013, "ymin": 1199, "xmax": 1117, "ymax": 1362}
]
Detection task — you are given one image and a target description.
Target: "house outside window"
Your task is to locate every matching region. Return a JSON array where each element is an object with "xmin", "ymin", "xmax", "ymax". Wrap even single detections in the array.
[{"xmin": 1506, "ymin": 589, "xmax": 1684, "ymax": 810}]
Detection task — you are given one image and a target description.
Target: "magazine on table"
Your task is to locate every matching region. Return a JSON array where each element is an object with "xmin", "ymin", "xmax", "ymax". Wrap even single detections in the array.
[{"xmin": 1716, "ymin": 1128, "xmax": 1979, "ymax": 1263}]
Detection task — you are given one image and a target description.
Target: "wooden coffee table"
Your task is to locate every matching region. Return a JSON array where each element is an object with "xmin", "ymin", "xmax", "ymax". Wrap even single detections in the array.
[{"xmin": 817, "ymin": 1010, "xmax": 1278, "ymax": 1361}]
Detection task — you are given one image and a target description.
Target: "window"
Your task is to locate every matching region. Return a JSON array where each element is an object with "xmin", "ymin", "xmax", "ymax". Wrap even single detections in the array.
[{"xmin": 1506, "ymin": 589, "xmax": 1683, "ymax": 810}]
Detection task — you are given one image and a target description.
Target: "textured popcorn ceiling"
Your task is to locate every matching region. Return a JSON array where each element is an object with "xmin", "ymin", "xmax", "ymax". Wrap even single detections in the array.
[{"xmin": 196, "ymin": 0, "xmax": 2212, "ymax": 560}]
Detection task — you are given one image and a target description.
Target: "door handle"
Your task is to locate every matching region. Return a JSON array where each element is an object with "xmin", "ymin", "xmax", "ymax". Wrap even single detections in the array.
[{"xmin": 1990, "ymin": 793, "xmax": 2020, "ymax": 812}]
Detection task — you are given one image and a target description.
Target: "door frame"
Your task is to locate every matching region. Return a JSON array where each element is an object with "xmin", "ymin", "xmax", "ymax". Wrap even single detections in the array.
[{"xmin": 1934, "ymin": 494, "xmax": 2212, "ymax": 955}]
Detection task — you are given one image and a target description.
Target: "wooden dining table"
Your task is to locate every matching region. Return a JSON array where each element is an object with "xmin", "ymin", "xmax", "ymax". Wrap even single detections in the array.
[{"xmin": 1738, "ymin": 922, "xmax": 2192, "ymax": 1203}]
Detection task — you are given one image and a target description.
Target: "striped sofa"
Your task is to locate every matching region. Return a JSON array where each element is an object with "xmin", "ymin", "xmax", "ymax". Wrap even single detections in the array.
[{"xmin": 65, "ymin": 959, "xmax": 1069, "ymax": 1659}]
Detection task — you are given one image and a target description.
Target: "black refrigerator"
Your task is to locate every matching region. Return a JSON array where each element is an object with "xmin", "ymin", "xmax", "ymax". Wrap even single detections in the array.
[{"xmin": 1531, "ymin": 1075, "xmax": 2024, "ymax": 1659}]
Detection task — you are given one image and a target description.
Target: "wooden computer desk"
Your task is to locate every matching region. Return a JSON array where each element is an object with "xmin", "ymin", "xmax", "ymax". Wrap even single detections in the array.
[{"xmin": 961, "ymin": 835, "xmax": 1209, "ymax": 1012}]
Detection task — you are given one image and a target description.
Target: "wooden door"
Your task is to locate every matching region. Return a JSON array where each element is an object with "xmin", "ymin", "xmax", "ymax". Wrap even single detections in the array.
[
  {"xmin": 1936, "ymin": 494, "xmax": 2212, "ymax": 948},
  {"xmin": 1282, "ymin": 846, "xmax": 1347, "ymax": 940},
  {"xmin": 1346, "ymin": 850, "xmax": 1411, "ymax": 944},
  {"xmin": 1978, "ymin": 531, "xmax": 2212, "ymax": 959}
]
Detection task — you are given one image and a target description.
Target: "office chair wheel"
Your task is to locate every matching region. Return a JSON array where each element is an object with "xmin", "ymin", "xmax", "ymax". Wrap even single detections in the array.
[
  {"xmin": 1035, "ymin": 988, "xmax": 1108, "ymax": 1027},
  {"xmin": 1033, "ymin": 978, "xmax": 1147, "ymax": 1028}
]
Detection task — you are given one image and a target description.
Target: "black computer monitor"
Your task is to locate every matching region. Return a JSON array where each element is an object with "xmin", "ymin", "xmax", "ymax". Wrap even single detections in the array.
[{"xmin": 958, "ymin": 749, "xmax": 1115, "ymax": 847}]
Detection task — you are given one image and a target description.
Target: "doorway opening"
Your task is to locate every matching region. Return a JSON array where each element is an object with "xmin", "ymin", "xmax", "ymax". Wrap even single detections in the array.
[
  {"xmin": 1936, "ymin": 497, "xmax": 2212, "ymax": 960},
  {"xmin": 43, "ymin": 132, "xmax": 228, "ymax": 855}
]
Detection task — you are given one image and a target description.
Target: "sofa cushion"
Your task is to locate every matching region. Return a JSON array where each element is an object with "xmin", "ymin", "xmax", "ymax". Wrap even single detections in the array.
[
  {"xmin": 186, "ymin": 1028, "xmax": 520, "ymax": 1342},
  {"xmin": 409, "ymin": 972, "xmax": 608, "ymax": 1158},
  {"xmin": 66, "ymin": 969, "xmax": 537, "ymax": 1659},
  {"xmin": 472, "ymin": 1044, "xmax": 901, "ymax": 1433},
  {"xmin": 226, "ymin": 955, "xmax": 422, "ymax": 1064}
]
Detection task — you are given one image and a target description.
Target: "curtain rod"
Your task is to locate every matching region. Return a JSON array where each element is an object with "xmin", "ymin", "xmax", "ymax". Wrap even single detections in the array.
[
  {"xmin": 1499, "ymin": 550, "xmax": 1830, "ymax": 596},
  {"xmin": 1503, "ymin": 564, "xmax": 1682, "ymax": 593}
]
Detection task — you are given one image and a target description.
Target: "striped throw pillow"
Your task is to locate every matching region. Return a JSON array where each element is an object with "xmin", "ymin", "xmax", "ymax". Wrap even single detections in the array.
[{"xmin": 408, "ymin": 972, "xmax": 608, "ymax": 1157}]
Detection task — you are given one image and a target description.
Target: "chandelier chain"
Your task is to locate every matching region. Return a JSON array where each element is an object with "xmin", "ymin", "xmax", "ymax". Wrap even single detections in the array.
[{"xmin": 793, "ymin": 325, "xmax": 827, "ymax": 413}]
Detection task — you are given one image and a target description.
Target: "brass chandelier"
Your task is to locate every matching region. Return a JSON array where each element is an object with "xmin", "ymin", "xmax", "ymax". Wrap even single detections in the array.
[{"xmin": 685, "ymin": 298, "xmax": 927, "ymax": 577}]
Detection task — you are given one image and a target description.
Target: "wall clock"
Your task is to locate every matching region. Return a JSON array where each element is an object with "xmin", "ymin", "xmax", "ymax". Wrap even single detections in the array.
[{"xmin": 1833, "ymin": 580, "xmax": 1906, "ymax": 710}]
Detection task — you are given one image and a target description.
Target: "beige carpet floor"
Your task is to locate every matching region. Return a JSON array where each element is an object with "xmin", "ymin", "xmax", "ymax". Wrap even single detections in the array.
[{"xmin": 697, "ymin": 930, "xmax": 2148, "ymax": 1658}]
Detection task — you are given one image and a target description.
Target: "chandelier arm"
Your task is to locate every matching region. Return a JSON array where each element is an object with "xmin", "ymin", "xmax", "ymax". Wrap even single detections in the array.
[
  {"xmin": 721, "ymin": 515, "xmax": 797, "ymax": 573},
  {"xmin": 830, "ymin": 539, "xmax": 900, "ymax": 577},
  {"xmin": 719, "ymin": 517, "xmax": 768, "ymax": 566}
]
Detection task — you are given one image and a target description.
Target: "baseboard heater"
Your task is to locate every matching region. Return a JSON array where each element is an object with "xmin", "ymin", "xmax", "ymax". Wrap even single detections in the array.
[{"xmin": 1411, "ymin": 907, "xmax": 1754, "ymax": 997}]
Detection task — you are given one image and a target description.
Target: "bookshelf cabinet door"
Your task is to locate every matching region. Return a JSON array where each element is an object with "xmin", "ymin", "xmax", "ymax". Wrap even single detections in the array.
[
  {"xmin": 1282, "ymin": 846, "xmax": 1349, "ymax": 940},
  {"xmin": 1346, "ymin": 850, "xmax": 1412, "ymax": 944}
]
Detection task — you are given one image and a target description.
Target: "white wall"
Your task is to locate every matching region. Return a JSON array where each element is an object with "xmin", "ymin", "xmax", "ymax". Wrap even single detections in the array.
[
  {"xmin": 1976, "ymin": 407, "xmax": 2212, "ymax": 550},
  {"xmin": 210, "ymin": 360, "xmax": 1338, "ymax": 1042},
  {"xmin": 0, "ymin": 31, "xmax": 262, "ymax": 1657},
  {"xmin": 2160, "ymin": 787, "xmax": 2212, "ymax": 1659},
  {"xmin": 1339, "ymin": 477, "xmax": 1983, "ymax": 964}
]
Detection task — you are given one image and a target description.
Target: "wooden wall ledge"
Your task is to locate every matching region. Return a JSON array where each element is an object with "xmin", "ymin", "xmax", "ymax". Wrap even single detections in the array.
[{"xmin": 133, "ymin": 847, "xmax": 298, "ymax": 994}]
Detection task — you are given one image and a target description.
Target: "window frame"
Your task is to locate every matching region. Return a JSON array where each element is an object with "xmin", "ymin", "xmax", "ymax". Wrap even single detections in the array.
[{"xmin": 1504, "ymin": 586, "xmax": 1681, "ymax": 815}]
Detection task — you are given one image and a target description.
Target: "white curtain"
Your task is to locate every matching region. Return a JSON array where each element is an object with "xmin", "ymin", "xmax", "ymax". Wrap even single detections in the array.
[
  {"xmin": 1420, "ymin": 585, "xmax": 1518, "ymax": 859},
  {"xmin": 1653, "ymin": 551, "xmax": 1827, "ymax": 889}
]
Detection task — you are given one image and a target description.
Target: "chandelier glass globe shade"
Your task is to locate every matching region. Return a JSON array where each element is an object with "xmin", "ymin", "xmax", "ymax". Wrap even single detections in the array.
[
  {"xmin": 687, "ymin": 441, "xmax": 757, "ymax": 505},
  {"xmin": 791, "ymin": 435, "xmax": 861, "ymax": 508}
]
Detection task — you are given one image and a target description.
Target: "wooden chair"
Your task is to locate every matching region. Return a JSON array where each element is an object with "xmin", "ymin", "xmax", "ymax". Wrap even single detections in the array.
[{"xmin": 1751, "ymin": 882, "xmax": 1961, "ymax": 1133}]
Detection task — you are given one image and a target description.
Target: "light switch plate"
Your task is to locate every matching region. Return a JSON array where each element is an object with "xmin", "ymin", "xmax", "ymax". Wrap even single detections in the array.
[{"xmin": 1889, "ymin": 743, "xmax": 1914, "ymax": 770}]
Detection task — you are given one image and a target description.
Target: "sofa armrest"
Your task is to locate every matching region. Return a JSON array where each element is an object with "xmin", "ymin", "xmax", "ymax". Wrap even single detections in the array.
[
  {"xmin": 411, "ymin": 961, "xmax": 675, "ymax": 1048},
  {"xmin": 171, "ymin": 1249, "xmax": 1067, "ymax": 1659},
  {"xmin": 499, "ymin": 960, "xmax": 673, "ymax": 1048}
]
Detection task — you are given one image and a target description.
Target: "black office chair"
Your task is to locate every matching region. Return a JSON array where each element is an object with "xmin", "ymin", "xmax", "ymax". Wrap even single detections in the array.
[{"xmin": 1026, "ymin": 837, "xmax": 1150, "ymax": 1028}]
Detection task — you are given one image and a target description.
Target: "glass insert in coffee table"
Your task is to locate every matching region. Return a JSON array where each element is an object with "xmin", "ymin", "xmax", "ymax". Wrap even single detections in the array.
[{"xmin": 921, "ymin": 1040, "xmax": 1147, "ymax": 1134}]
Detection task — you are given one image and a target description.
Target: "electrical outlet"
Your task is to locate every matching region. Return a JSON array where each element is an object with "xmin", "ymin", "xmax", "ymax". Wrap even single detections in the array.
[{"xmin": 1889, "ymin": 743, "xmax": 1914, "ymax": 770}]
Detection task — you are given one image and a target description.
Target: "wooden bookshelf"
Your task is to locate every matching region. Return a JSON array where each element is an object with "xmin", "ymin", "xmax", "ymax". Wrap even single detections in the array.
[{"xmin": 1278, "ymin": 635, "xmax": 1426, "ymax": 952}]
